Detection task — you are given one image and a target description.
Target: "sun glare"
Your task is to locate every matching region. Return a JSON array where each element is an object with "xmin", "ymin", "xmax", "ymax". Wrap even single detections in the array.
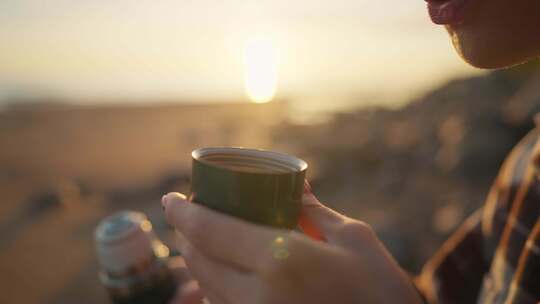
[{"xmin": 243, "ymin": 37, "xmax": 279, "ymax": 103}]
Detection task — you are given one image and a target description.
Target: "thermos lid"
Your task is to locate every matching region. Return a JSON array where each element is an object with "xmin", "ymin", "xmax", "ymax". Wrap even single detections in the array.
[{"xmin": 95, "ymin": 211, "xmax": 165, "ymax": 274}]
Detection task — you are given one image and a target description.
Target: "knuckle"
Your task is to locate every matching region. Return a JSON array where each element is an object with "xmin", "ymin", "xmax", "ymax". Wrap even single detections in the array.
[
  {"xmin": 175, "ymin": 236, "xmax": 186, "ymax": 254},
  {"xmin": 181, "ymin": 244, "xmax": 193, "ymax": 261},
  {"xmin": 261, "ymin": 254, "xmax": 288, "ymax": 279},
  {"xmin": 182, "ymin": 247, "xmax": 205, "ymax": 277},
  {"xmin": 179, "ymin": 243, "xmax": 195, "ymax": 267},
  {"xmin": 338, "ymin": 220, "xmax": 375, "ymax": 240},
  {"xmin": 260, "ymin": 235, "xmax": 296, "ymax": 279},
  {"xmin": 181, "ymin": 210, "xmax": 208, "ymax": 245}
]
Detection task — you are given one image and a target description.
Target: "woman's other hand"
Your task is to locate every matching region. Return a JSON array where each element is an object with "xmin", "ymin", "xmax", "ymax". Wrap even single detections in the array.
[{"xmin": 167, "ymin": 256, "xmax": 205, "ymax": 304}]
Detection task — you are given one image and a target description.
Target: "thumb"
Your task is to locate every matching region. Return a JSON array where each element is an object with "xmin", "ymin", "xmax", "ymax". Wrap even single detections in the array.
[{"xmin": 299, "ymin": 180, "xmax": 347, "ymax": 242}]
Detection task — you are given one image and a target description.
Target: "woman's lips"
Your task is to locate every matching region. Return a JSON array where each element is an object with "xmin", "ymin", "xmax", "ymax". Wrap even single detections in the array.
[{"xmin": 426, "ymin": 0, "xmax": 468, "ymax": 25}]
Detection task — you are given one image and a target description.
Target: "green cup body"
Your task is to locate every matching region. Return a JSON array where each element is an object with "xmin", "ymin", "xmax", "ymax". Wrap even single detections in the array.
[{"xmin": 191, "ymin": 147, "xmax": 307, "ymax": 229}]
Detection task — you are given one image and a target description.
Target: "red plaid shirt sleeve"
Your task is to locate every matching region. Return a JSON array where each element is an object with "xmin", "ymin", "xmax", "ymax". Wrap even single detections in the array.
[{"xmin": 415, "ymin": 129, "xmax": 540, "ymax": 304}]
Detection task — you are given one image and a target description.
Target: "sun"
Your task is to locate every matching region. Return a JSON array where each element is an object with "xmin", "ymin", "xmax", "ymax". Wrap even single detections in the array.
[{"xmin": 243, "ymin": 37, "xmax": 279, "ymax": 103}]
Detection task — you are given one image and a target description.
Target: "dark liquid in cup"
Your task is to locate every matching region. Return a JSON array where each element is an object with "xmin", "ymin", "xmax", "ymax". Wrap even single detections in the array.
[{"xmin": 201, "ymin": 154, "xmax": 299, "ymax": 174}]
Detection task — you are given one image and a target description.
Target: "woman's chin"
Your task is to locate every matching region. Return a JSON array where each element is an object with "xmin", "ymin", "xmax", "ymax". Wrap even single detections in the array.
[
  {"xmin": 441, "ymin": 0, "xmax": 540, "ymax": 70},
  {"xmin": 452, "ymin": 43, "xmax": 525, "ymax": 70},
  {"xmin": 447, "ymin": 26, "xmax": 540, "ymax": 70}
]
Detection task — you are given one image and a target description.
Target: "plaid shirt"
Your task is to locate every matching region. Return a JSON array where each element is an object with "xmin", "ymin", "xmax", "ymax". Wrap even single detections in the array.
[{"xmin": 416, "ymin": 128, "xmax": 540, "ymax": 304}]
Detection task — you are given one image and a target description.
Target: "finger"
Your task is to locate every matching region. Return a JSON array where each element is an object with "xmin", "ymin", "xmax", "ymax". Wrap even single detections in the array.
[
  {"xmin": 300, "ymin": 181, "xmax": 348, "ymax": 242},
  {"xmin": 179, "ymin": 232, "xmax": 256, "ymax": 304},
  {"xmin": 200, "ymin": 289, "xmax": 226, "ymax": 304},
  {"xmin": 168, "ymin": 256, "xmax": 192, "ymax": 284},
  {"xmin": 299, "ymin": 181, "xmax": 326, "ymax": 241},
  {"xmin": 163, "ymin": 192, "xmax": 281, "ymax": 273},
  {"xmin": 301, "ymin": 183, "xmax": 378, "ymax": 249},
  {"xmin": 166, "ymin": 269, "xmax": 217, "ymax": 304},
  {"xmin": 169, "ymin": 280, "xmax": 204, "ymax": 304}
]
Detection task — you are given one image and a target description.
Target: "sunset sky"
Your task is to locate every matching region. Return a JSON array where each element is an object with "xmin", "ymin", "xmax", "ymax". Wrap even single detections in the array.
[{"xmin": 0, "ymin": 0, "xmax": 483, "ymax": 113}]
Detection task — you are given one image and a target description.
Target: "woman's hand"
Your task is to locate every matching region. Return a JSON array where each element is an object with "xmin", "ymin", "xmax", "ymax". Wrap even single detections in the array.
[
  {"xmin": 167, "ymin": 257, "xmax": 205, "ymax": 304},
  {"xmin": 162, "ymin": 183, "xmax": 423, "ymax": 304}
]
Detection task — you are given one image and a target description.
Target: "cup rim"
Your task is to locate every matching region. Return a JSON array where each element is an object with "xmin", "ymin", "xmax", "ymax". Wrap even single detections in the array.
[{"xmin": 192, "ymin": 147, "xmax": 308, "ymax": 173}]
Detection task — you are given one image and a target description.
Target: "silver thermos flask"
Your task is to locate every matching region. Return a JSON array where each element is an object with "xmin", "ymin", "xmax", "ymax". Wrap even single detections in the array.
[{"xmin": 95, "ymin": 211, "xmax": 178, "ymax": 304}]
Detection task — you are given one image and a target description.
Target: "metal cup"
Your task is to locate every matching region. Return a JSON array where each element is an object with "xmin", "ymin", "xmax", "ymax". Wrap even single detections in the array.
[{"xmin": 191, "ymin": 147, "xmax": 308, "ymax": 229}]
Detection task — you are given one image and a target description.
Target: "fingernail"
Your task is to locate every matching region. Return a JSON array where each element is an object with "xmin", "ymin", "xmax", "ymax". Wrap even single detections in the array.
[
  {"xmin": 162, "ymin": 192, "xmax": 187, "ymax": 210},
  {"xmin": 161, "ymin": 195, "xmax": 167, "ymax": 210},
  {"xmin": 170, "ymin": 192, "xmax": 187, "ymax": 200}
]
